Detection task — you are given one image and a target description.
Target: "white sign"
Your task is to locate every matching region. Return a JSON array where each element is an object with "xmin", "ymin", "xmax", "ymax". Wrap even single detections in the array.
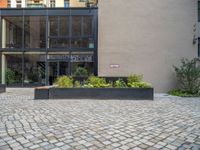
[{"xmin": 110, "ymin": 64, "xmax": 120, "ymax": 68}]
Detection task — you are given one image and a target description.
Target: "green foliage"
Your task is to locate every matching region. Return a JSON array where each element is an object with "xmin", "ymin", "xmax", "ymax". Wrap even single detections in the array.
[
  {"xmin": 128, "ymin": 82, "xmax": 152, "ymax": 88},
  {"xmin": 173, "ymin": 58, "xmax": 200, "ymax": 95},
  {"xmin": 84, "ymin": 76, "xmax": 112, "ymax": 88},
  {"xmin": 127, "ymin": 74, "xmax": 151, "ymax": 88},
  {"xmin": 127, "ymin": 74, "xmax": 143, "ymax": 84},
  {"xmin": 54, "ymin": 75, "xmax": 152, "ymax": 89},
  {"xmin": 73, "ymin": 67, "xmax": 88, "ymax": 77},
  {"xmin": 27, "ymin": 72, "xmax": 38, "ymax": 83},
  {"xmin": 55, "ymin": 76, "xmax": 73, "ymax": 88},
  {"xmin": 6, "ymin": 68, "xmax": 15, "ymax": 84},
  {"xmin": 114, "ymin": 78, "xmax": 127, "ymax": 88},
  {"xmin": 74, "ymin": 81, "xmax": 81, "ymax": 88},
  {"xmin": 169, "ymin": 89, "xmax": 196, "ymax": 97}
]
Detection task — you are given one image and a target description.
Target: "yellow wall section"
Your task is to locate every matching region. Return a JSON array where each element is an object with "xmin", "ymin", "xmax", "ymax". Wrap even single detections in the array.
[{"xmin": 70, "ymin": 0, "xmax": 85, "ymax": 7}]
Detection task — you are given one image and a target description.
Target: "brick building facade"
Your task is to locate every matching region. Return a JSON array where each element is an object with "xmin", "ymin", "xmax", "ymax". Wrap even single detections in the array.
[{"xmin": 0, "ymin": 0, "xmax": 7, "ymax": 8}]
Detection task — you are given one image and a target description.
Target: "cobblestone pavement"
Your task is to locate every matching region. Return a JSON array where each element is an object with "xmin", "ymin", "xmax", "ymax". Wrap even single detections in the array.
[{"xmin": 0, "ymin": 88, "xmax": 200, "ymax": 150}]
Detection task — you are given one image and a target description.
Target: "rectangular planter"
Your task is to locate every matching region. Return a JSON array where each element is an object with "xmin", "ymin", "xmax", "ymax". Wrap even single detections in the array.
[
  {"xmin": 34, "ymin": 88, "xmax": 49, "ymax": 100},
  {"xmin": 0, "ymin": 84, "xmax": 6, "ymax": 93},
  {"xmin": 48, "ymin": 88, "xmax": 154, "ymax": 100}
]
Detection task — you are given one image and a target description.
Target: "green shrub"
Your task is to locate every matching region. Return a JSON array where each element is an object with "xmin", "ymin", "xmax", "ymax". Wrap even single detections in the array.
[
  {"xmin": 114, "ymin": 78, "xmax": 127, "ymax": 88},
  {"xmin": 6, "ymin": 68, "xmax": 15, "ymax": 84},
  {"xmin": 169, "ymin": 89, "xmax": 195, "ymax": 97},
  {"xmin": 84, "ymin": 76, "xmax": 112, "ymax": 88},
  {"xmin": 73, "ymin": 67, "xmax": 88, "ymax": 77},
  {"xmin": 74, "ymin": 81, "xmax": 81, "ymax": 88},
  {"xmin": 173, "ymin": 58, "xmax": 200, "ymax": 95},
  {"xmin": 55, "ymin": 76, "xmax": 73, "ymax": 88},
  {"xmin": 128, "ymin": 82, "xmax": 152, "ymax": 88},
  {"xmin": 127, "ymin": 74, "xmax": 143, "ymax": 84}
]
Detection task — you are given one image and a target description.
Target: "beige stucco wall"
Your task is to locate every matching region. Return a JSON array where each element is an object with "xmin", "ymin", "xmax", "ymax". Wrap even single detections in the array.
[
  {"xmin": 70, "ymin": 0, "xmax": 85, "ymax": 7},
  {"xmin": 98, "ymin": 0, "xmax": 198, "ymax": 92},
  {"xmin": 56, "ymin": 0, "xmax": 64, "ymax": 7}
]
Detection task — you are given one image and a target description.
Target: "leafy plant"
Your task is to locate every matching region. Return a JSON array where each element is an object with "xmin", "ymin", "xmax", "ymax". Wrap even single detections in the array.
[
  {"xmin": 6, "ymin": 68, "xmax": 15, "ymax": 84},
  {"xmin": 114, "ymin": 78, "xmax": 127, "ymax": 88},
  {"xmin": 74, "ymin": 81, "xmax": 81, "ymax": 88},
  {"xmin": 128, "ymin": 82, "xmax": 152, "ymax": 88},
  {"xmin": 127, "ymin": 74, "xmax": 152, "ymax": 88},
  {"xmin": 55, "ymin": 76, "xmax": 73, "ymax": 88},
  {"xmin": 127, "ymin": 74, "xmax": 143, "ymax": 84},
  {"xmin": 173, "ymin": 58, "xmax": 200, "ymax": 95},
  {"xmin": 73, "ymin": 67, "xmax": 88, "ymax": 77},
  {"xmin": 84, "ymin": 76, "xmax": 112, "ymax": 88},
  {"xmin": 169, "ymin": 89, "xmax": 196, "ymax": 97}
]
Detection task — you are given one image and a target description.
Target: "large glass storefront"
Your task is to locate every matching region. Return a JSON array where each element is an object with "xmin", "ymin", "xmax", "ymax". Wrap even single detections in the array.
[
  {"xmin": 0, "ymin": 8, "xmax": 98, "ymax": 86},
  {"xmin": 2, "ymin": 52, "xmax": 94, "ymax": 86}
]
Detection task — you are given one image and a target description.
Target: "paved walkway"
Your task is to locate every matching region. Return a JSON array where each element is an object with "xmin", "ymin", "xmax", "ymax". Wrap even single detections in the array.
[{"xmin": 0, "ymin": 88, "xmax": 200, "ymax": 150}]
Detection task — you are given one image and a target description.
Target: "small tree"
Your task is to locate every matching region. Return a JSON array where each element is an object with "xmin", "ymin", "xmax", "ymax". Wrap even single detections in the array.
[
  {"xmin": 74, "ymin": 67, "xmax": 88, "ymax": 77},
  {"xmin": 174, "ymin": 58, "xmax": 200, "ymax": 94}
]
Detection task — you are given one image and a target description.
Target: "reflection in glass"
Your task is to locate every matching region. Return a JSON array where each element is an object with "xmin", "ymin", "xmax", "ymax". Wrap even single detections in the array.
[
  {"xmin": 71, "ymin": 38, "xmax": 94, "ymax": 49},
  {"xmin": 72, "ymin": 16, "xmax": 81, "ymax": 36},
  {"xmin": 49, "ymin": 16, "xmax": 58, "ymax": 36},
  {"xmin": 49, "ymin": 16, "xmax": 69, "ymax": 36},
  {"xmin": 83, "ymin": 16, "xmax": 93, "ymax": 36},
  {"xmin": 24, "ymin": 16, "xmax": 46, "ymax": 48},
  {"xmin": 3, "ymin": 17, "xmax": 23, "ymax": 48},
  {"xmin": 48, "ymin": 62, "xmax": 58, "ymax": 85},
  {"xmin": 49, "ymin": 38, "xmax": 69, "ymax": 48},
  {"xmin": 71, "ymin": 38, "xmax": 82, "ymax": 48},
  {"xmin": 60, "ymin": 16, "xmax": 69, "ymax": 36},
  {"xmin": 24, "ymin": 54, "xmax": 45, "ymax": 85},
  {"xmin": 72, "ymin": 62, "xmax": 94, "ymax": 76},
  {"xmin": 6, "ymin": 54, "xmax": 22, "ymax": 85}
]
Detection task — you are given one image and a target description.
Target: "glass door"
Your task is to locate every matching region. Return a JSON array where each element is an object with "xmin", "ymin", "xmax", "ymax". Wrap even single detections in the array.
[
  {"xmin": 48, "ymin": 61, "xmax": 69, "ymax": 85},
  {"xmin": 48, "ymin": 62, "xmax": 58, "ymax": 85},
  {"xmin": 59, "ymin": 61, "xmax": 69, "ymax": 76}
]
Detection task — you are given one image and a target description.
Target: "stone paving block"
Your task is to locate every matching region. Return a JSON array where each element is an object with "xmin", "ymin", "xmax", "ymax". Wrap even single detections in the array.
[{"xmin": 0, "ymin": 88, "xmax": 200, "ymax": 150}]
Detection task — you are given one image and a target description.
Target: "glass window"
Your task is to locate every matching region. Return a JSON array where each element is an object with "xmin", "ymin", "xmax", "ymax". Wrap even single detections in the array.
[
  {"xmin": 24, "ymin": 16, "xmax": 46, "ymax": 48},
  {"xmin": 49, "ymin": 16, "xmax": 58, "ymax": 36},
  {"xmin": 24, "ymin": 54, "xmax": 46, "ymax": 85},
  {"xmin": 50, "ymin": 0, "xmax": 56, "ymax": 7},
  {"xmin": 72, "ymin": 62, "xmax": 94, "ymax": 76},
  {"xmin": 83, "ymin": 16, "xmax": 93, "ymax": 36},
  {"xmin": 198, "ymin": 38, "xmax": 200, "ymax": 57},
  {"xmin": 71, "ymin": 54, "xmax": 94, "ymax": 76},
  {"xmin": 49, "ymin": 16, "xmax": 69, "ymax": 36},
  {"xmin": 2, "ymin": 17, "xmax": 23, "ymax": 49},
  {"xmin": 199, "ymin": 1, "xmax": 200, "ymax": 22},
  {"xmin": 72, "ymin": 16, "xmax": 81, "ymax": 36},
  {"xmin": 50, "ymin": 38, "xmax": 69, "ymax": 48},
  {"xmin": 60, "ymin": 16, "xmax": 69, "ymax": 36},
  {"xmin": 7, "ymin": 0, "xmax": 11, "ymax": 8},
  {"xmin": 71, "ymin": 38, "xmax": 94, "ymax": 49},
  {"xmin": 64, "ymin": 0, "xmax": 69, "ymax": 8},
  {"xmin": 82, "ymin": 38, "xmax": 94, "ymax": 48},
  {"xmin": 5, "ymin": 54, "xmax": 22, "ymax": 85},
  {"xmin": 16, "ymin": 0, "xmax": 22, "ymax": 8},
  {"xmin": 71, "ymin": 38, "xmax": 82, "ymax": 48}
]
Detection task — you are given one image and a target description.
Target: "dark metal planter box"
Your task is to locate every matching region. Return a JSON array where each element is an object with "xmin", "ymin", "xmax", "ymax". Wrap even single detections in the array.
[
  {"xmin": 48, "ymin": 88, "xmax": 154, "ymax": 100},
  {"xmin": 0, "ymin": 84, "xmax": 6, "ymax": 93},
  {"xmin": 34, "ymin": 88, "xmax": 49, "ymax": 99}
]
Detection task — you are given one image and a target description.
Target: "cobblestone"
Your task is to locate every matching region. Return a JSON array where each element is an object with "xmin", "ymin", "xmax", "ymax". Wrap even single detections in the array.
[{"xmin": 0, "ymin": 89, "xmax": 200, "ymax": 149}]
